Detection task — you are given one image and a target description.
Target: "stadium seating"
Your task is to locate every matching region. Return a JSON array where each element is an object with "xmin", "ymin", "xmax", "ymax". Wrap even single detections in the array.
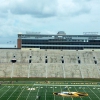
[{"xmin": 0, "ymin": 49, "xmax": 100, "ymax": 79}]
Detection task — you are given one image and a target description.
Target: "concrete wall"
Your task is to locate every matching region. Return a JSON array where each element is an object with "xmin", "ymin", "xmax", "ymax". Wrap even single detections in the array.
[{"xmin": 0, "ymin": 49, "xmax": 100, "ymax": 78}]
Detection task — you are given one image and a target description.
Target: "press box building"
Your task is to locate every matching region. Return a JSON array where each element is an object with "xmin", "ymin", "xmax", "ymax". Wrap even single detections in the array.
[{"xmin": 17, "ymin": 31, "xmax": 100, "ymax": 50}]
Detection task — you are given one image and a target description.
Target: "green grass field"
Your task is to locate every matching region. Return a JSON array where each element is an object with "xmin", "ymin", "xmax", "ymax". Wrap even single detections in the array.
[{"xmin": 0, "ymin": 81, "xmax": 100, "ymax": 100}]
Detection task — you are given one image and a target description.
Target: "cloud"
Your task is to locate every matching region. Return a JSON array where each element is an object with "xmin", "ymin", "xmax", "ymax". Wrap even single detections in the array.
[
  {"xmin": 9, "ymin": 0, "xmax": 57, "ymax": 18},
  {"xmin": 56, "ymin": 0, "xmax": 91, "ymax": 17},
  {"xmin": 0, "ymin": 12, "xmax": 7, "ymax": 18},
  {"xmin": 0, "ymin": 0, "xmax": 91, "ymax": 18},
  {"xmin": 0, "ymin": 0, "xmax": 100, "ymax": 44}
]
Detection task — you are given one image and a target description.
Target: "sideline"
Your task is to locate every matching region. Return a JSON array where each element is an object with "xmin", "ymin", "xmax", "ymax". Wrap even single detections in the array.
[{"xmin": 34, "ymin": 84, "xmax": 100, "ymax": 86}]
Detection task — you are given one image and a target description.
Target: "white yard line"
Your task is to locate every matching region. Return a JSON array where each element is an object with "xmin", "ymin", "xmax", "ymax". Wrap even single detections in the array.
[
  {"xmin": 35, "ymin": 86, "xmax": 40, "ymax": 100},
  {"xmin": 26, "ymin": 84, "xmax": 34, "ymax": 100},
  {"xmin": 16, "ymin": 85, "xmax": 27, "ymax": 100},
  {"xmin": 45, "ymin": 85, "xmax": 47, "ymax": 100},
  {"xmin": 0, "ymin": 86, "xmax": 11, "ymax": 98},
  {"xmin": 60, "ymin": 86, "xmax": 64, "ymax": 100},
  {"xmin": 87, "ymin": 86, "xmax": 100, "ymax": 100},
  {"xmin": 74, "ymin": 86, "xmax": 82, "ymax": 100},
  {"xmin": 60, "ymin": 86, "xmax": 62, "ymax": 92},
  {"xmin": 82, "ymin": 87, "xmax": 92, "ymax": 100},
  {"xmin": 0, "ymin": 86, "xmax": 6, "ymax": 91},
  {"xmin": 34, "ymin": 84, "xmax": 100, "ymax": 86},
  {"xmin": 94, "ymin": 86, "xmax": 100, "ymax": 93},
  {"xmin": 45, "ymin": 92, "xmax": 46, "ymax": 100},
  {"xmin": 7, "ymin": 86, "xmax": 19, "ymax": 100},
  {"xmin": 68, "ymin": 88, "xmax": 73, "ymax": 100},
  {"xmin": 66, "ymin": 86, "xmax": 74, "ymax": 100},
  {"xmin": 67, "ymin": 86, "xmax": 70, "ymax": 92},
  {"xmin": 53, "ymin": 83, "xmax": 55, "ymax": 100}
]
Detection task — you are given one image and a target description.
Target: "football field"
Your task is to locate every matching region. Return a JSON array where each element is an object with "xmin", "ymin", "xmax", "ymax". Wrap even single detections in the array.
[{"xmin": 0, "ymin": 82, "xmax": 100, "ymax": 100}]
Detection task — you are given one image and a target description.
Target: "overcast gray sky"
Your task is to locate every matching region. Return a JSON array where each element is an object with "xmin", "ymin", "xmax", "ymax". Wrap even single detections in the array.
[{"xmin": 0, "ymin": 0, "xmax": 100, "ymax": 43}]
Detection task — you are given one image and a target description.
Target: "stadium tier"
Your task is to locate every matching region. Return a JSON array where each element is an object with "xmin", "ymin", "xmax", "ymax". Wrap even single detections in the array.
[{"xmin": 0, "ymin": 49, "xmax": 100, "ymax": 79}]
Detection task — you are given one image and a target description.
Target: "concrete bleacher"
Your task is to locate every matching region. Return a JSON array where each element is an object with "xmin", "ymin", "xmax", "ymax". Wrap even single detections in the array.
[
  {"xmin": 0, "ymin": 63, "xmax": 12, "ymax": 77},
  {"xmin": 64, "ymin": 64, "xmax": 82, "ymax": 78},
  {"xmin": 13, "ymin": 63, "xmax": 29, "ymax": 77},
  {"xmin": 30, "ymin": 63, "xmax": 46, "ymax": 77},
  {"xmin": 0, "ymin": 49, "xmax": 100, "ymax": 79},
  {"xmin": 47, "ymin": 64, "xmax": 64, "ymax": 77}
]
